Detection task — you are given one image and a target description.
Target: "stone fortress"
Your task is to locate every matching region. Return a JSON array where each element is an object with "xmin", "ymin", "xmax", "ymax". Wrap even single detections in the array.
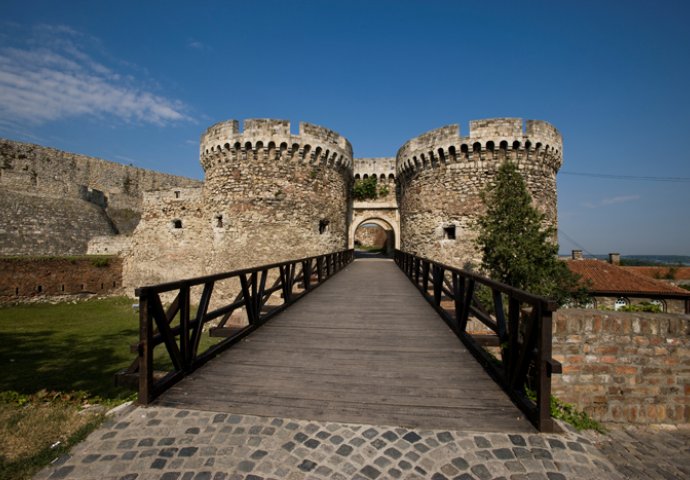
[{"xmin": 0, "ymin": 117, "xmax": 562, "ymax": 292}]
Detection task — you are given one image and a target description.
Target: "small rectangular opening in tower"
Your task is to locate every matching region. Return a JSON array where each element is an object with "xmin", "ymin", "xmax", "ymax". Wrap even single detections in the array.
[
  {"xmin": 443, "ymin": 225, "xmax": 456, "ymax": 240},
  {"xmin": 174, "ymin": 190, "xmax": 181, "ymax": 198},
  {"xmin": 216, "ymin": 215, "xmax": 223, "ymax": 228},
  {"xmin": 319, "ymin": 219, "xmax": 330, "ymax": 234},
  {"xmin": 173, "ymin": 219, "xmax": 183, "ymax": 229}
]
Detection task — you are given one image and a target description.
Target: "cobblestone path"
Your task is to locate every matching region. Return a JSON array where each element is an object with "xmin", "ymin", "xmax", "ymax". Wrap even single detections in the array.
[
  {"xmin": 35, "ymin": 405, "xmax": 626, "ymax": 480},
  {"xmin": 581, "ymin": 424, "xmax": 690, "ymax": 479}
]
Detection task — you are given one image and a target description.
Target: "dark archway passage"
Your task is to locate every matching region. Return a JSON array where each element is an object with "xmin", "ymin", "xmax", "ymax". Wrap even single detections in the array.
[{"xmin": 353, "ymin": 218, "xmax": 395, "ymax": 257}]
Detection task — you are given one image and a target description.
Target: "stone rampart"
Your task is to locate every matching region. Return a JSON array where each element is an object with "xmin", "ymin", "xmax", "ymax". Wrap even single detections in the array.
[
  {"xmin": 0, "ymin": 139, "xmax": 201, "ymax": 210},
  {"xmin": 87, "ymin": 235, "xmax": 132, "ymax": 255},
  {"xmin": 396, "ymin": 118, "xmax": 562, "ymax": 268},
  {"xmin": 552, "ymin": 308, "xmax": 690, "ymax": 424},
  {"xmin": 0, "ymin": 190, "xmax": 117, "ymax": 255},
  {"xmin": 1, "ymin": 139, "xmax": 200, "ymax": 201},
  {"xmin": 0, "ymin": 256, "xmax": 122, "ymax": 301}
]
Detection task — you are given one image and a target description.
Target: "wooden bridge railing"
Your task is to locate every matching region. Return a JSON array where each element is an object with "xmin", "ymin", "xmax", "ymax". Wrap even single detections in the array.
[
  {"xmin": 117, "ymin": 249, "xmax": 354, "ymax": 404},
  {"xmin": 394, "ymin": 250, "xmax": 561, "ymax": 432}
]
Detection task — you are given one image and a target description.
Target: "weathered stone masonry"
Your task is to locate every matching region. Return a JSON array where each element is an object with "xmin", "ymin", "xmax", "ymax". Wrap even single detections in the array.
[
  {"xmin": 123, "ymin": 119, "xmax": 353, "ymax": 288},
  {"xmin": 0, "ymin": 139, "xmax": 201, "ymax": 255},
  {"xmin": 396, "ymin": 119, "xmax": 562, "ymax": 267}
]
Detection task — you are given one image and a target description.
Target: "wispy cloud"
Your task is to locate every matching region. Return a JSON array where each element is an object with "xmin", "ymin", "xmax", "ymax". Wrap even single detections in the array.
[
  {"xmin": 187, "ymin": 39, "xmax": 211, "ymax": 51},
  {"xmin": 583, "ymin": 195, "xmax": 640, "ymax": 209},
  {"xmin": 0, "ymin": 24, "xmax": 190, "ymax": 127}
]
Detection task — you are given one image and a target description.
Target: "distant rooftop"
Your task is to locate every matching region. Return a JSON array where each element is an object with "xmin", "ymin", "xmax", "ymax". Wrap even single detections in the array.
[{"xmin": 566, "ymin": 259, "xmax": 690, "ymax": 297}]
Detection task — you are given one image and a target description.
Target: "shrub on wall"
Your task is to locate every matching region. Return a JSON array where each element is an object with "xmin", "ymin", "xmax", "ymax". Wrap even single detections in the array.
[{"xmin": 352, "ymin": 177, "xmax": 378, "ymax": 200}]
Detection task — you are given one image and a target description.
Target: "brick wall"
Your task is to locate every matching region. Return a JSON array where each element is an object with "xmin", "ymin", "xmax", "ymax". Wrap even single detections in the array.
[
  {"xmin": 0, "ymin": 256, "xmax": 122, "ymax": 301},
  {"xmin": 552, "ymin": 308, "xmax": 690, "ymax": 424}
]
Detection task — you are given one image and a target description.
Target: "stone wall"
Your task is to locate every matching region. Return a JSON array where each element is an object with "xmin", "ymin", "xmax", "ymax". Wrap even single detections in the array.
[
  {"xmin": 552, "ymin": 308, "xmax": 690, "ymax": 424},
  {"xmin": 122, "ymin": 187, "xmax": 207, "ymax": 288},
  {"xmin": 123, "ymin": 119, "xmax": 353, "ymax": 290},
  {"xmin": 87, "ymin": 235, "xmax": 132, "ymax": 255},
  {"xmin": 0, "ymin": 256, "xmax": 122, "ymax": 301},
  {"xmin": 0, "ymin": 138, "xmax": 201, "ymax": 255},
  {"xmin": 0, "ymin": 190, "xmax": 117, "ymax": 255},
  {"xmin": 396, "ymin": 118, "xmax": 562, "ymax": 268}
]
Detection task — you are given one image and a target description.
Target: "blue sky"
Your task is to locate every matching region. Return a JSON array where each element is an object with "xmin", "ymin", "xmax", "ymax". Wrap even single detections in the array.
[{"xmin": 1, "ymin": 1, "xmax": 689, "ymax": 255}]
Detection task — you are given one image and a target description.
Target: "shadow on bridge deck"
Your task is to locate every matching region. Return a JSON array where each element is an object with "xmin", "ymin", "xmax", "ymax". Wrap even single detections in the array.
[{"xmin": 156, "ymin": 258, "xmax": 534, "ymax": 433}]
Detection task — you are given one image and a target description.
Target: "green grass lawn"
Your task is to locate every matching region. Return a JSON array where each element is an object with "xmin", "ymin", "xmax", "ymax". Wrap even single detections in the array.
[
  {"xmin": 0, "ymin": 296, "xmax": 139, "ymax": 400},
  {"xmin": 0, "ymin": 296, "xmax": 220, "ymax": 479}
]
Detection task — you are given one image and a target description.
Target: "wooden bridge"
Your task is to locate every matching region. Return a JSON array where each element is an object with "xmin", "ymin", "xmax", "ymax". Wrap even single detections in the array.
[{"xmin": 119, "ymin": 250, "xmax": 560, "ymax": 433}]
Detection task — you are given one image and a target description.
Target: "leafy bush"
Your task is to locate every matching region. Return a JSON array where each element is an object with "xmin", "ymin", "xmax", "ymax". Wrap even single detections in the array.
[
  {"xmin": 619, "ymin": 302, "xmax": 662, "ymax": 313},
  {"xmin": 526, "ymin": 389, "xmax": 604, "ymax": 432},
  {"xmin": 353, "ymin": 177, "xmax": 378, "ymax": 200}
]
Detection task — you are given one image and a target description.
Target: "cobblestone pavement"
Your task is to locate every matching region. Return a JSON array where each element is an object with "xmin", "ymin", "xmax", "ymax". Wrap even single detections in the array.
[
  {"xmin": 35, "ymin": 405, "xmax": 627, "ymax": 480},
  {"xmin": 580, "ymin": 424, "xmax": 690, "ymax": 479}
]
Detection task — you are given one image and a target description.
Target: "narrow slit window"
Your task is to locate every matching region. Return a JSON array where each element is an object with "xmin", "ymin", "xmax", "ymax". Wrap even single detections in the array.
[
  {"xmin": 443, "ymin": 225, "xmax": 456, "ymax": 240},
  {"xmin": 215, "ymin": 215, "xmax": 223, "ymax": 228},
  {"xmin": 174, "ymin": 190, "xmax": 181, "ymax": 198},
  {"xmin": 319, "ymin": 219, "xmax": 330, "ymax": 234}
]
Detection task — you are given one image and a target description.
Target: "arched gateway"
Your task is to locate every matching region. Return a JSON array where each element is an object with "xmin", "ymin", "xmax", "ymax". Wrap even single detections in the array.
[{"xmin": 349, "ymin": 157, "xmax": 400, "ymax": 256}]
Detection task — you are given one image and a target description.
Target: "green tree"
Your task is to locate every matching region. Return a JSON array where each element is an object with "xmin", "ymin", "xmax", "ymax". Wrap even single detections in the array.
[{"xmin": 475, "ymin": 162, "xmax": 583, "ymax": 306}]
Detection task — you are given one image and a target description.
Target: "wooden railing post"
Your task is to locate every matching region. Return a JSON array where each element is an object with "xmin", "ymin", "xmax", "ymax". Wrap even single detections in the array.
[
  {"xmin": 432, "ymin": 265, "xmax": 443, "ymax": 307},
  {"xmin": 536, "ymin": 304, "xmax": 554, "ymax": 432},
  {"xmin": 179, "ymin": 285, "xmax": 191, "ymax": 370},
  {"xmin": 452, "ymin": 272, "xmax": 463, "ymax": 333},
  {"xmin": 138, "ymin": 290, "xmax": 153, "ymax": 404},
  {"xmin": 303, "ymin": 259, "xmax": 312, "ymax": 290}
]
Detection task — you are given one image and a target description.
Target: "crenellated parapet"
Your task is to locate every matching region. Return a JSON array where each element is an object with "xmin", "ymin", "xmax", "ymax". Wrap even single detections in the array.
[
  {"xmin": 353, "ymin": 157, "xmax": 396, "ymax": 182},
  {"xmin": 396, "ymin": 118, "xmax": 562, "ymax": 180},
  {"xmin": 200, "ymin": 119, "xmax": 353, "ymax": 174}
]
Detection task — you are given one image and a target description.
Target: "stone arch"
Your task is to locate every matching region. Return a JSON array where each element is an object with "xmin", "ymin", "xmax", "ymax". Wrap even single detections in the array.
[{"xmin": 348, "ymin": 214, "xmax": 400, "ymax": 255}]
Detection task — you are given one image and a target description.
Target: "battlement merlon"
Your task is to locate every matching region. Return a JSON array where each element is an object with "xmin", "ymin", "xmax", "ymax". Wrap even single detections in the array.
[
  {"xmin": 200, "ymin": 119, "xmax": 352, "ymax": 154},
  {"xmin": 353, "ymin": 157, "xmax": 397, "ymax": 177},
  {"xmin": 396, "ymin": 118, "xmax": 563, "ymax": 176},
  {"xmin": 199, "ymin": 119, "xmax": 353, "ymax": 172}
]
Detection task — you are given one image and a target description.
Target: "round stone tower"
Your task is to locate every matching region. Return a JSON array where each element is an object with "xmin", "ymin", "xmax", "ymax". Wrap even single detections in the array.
[
  {"xmin": 199, "ymin": 118, "xmax": 353, "ymax": 273},
  {"xmin": 396, "ymin": 118, "xmax": 562, "ymax": 268}
]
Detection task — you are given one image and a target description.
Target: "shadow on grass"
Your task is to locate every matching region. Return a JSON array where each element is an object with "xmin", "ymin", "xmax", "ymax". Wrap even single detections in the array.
[
  {"xmin": 0, "ymin": 297, "xmax": 142, "ymax": 400},
  {"xmin": 0, "ymin": 328, "xmax": 137, "ymax": 399}
]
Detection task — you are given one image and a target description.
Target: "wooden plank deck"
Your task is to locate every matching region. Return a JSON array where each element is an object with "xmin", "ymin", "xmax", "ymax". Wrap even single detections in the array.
[{"xmin": 157, "ymin": 258, "xmax": 534, "ymax": 432}]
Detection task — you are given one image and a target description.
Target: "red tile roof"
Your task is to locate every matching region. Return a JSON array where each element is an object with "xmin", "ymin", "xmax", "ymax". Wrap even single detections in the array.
[
  {"xmin": 622, "ymin": 266, "xmax": 690, "ymax": 281},
  {"xmin": 566, "ymin": 260, "xmax": 690, "ymax": 297}
]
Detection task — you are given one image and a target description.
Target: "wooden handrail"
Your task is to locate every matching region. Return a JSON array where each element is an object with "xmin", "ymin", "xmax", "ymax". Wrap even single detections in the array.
[
  {"xmin": 118, "ymin": 249, "xmax": 354, "ymax": 404},
  {"xmin": 394, "ymin": 249, "xmax": 560, "ymax": 432}
]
